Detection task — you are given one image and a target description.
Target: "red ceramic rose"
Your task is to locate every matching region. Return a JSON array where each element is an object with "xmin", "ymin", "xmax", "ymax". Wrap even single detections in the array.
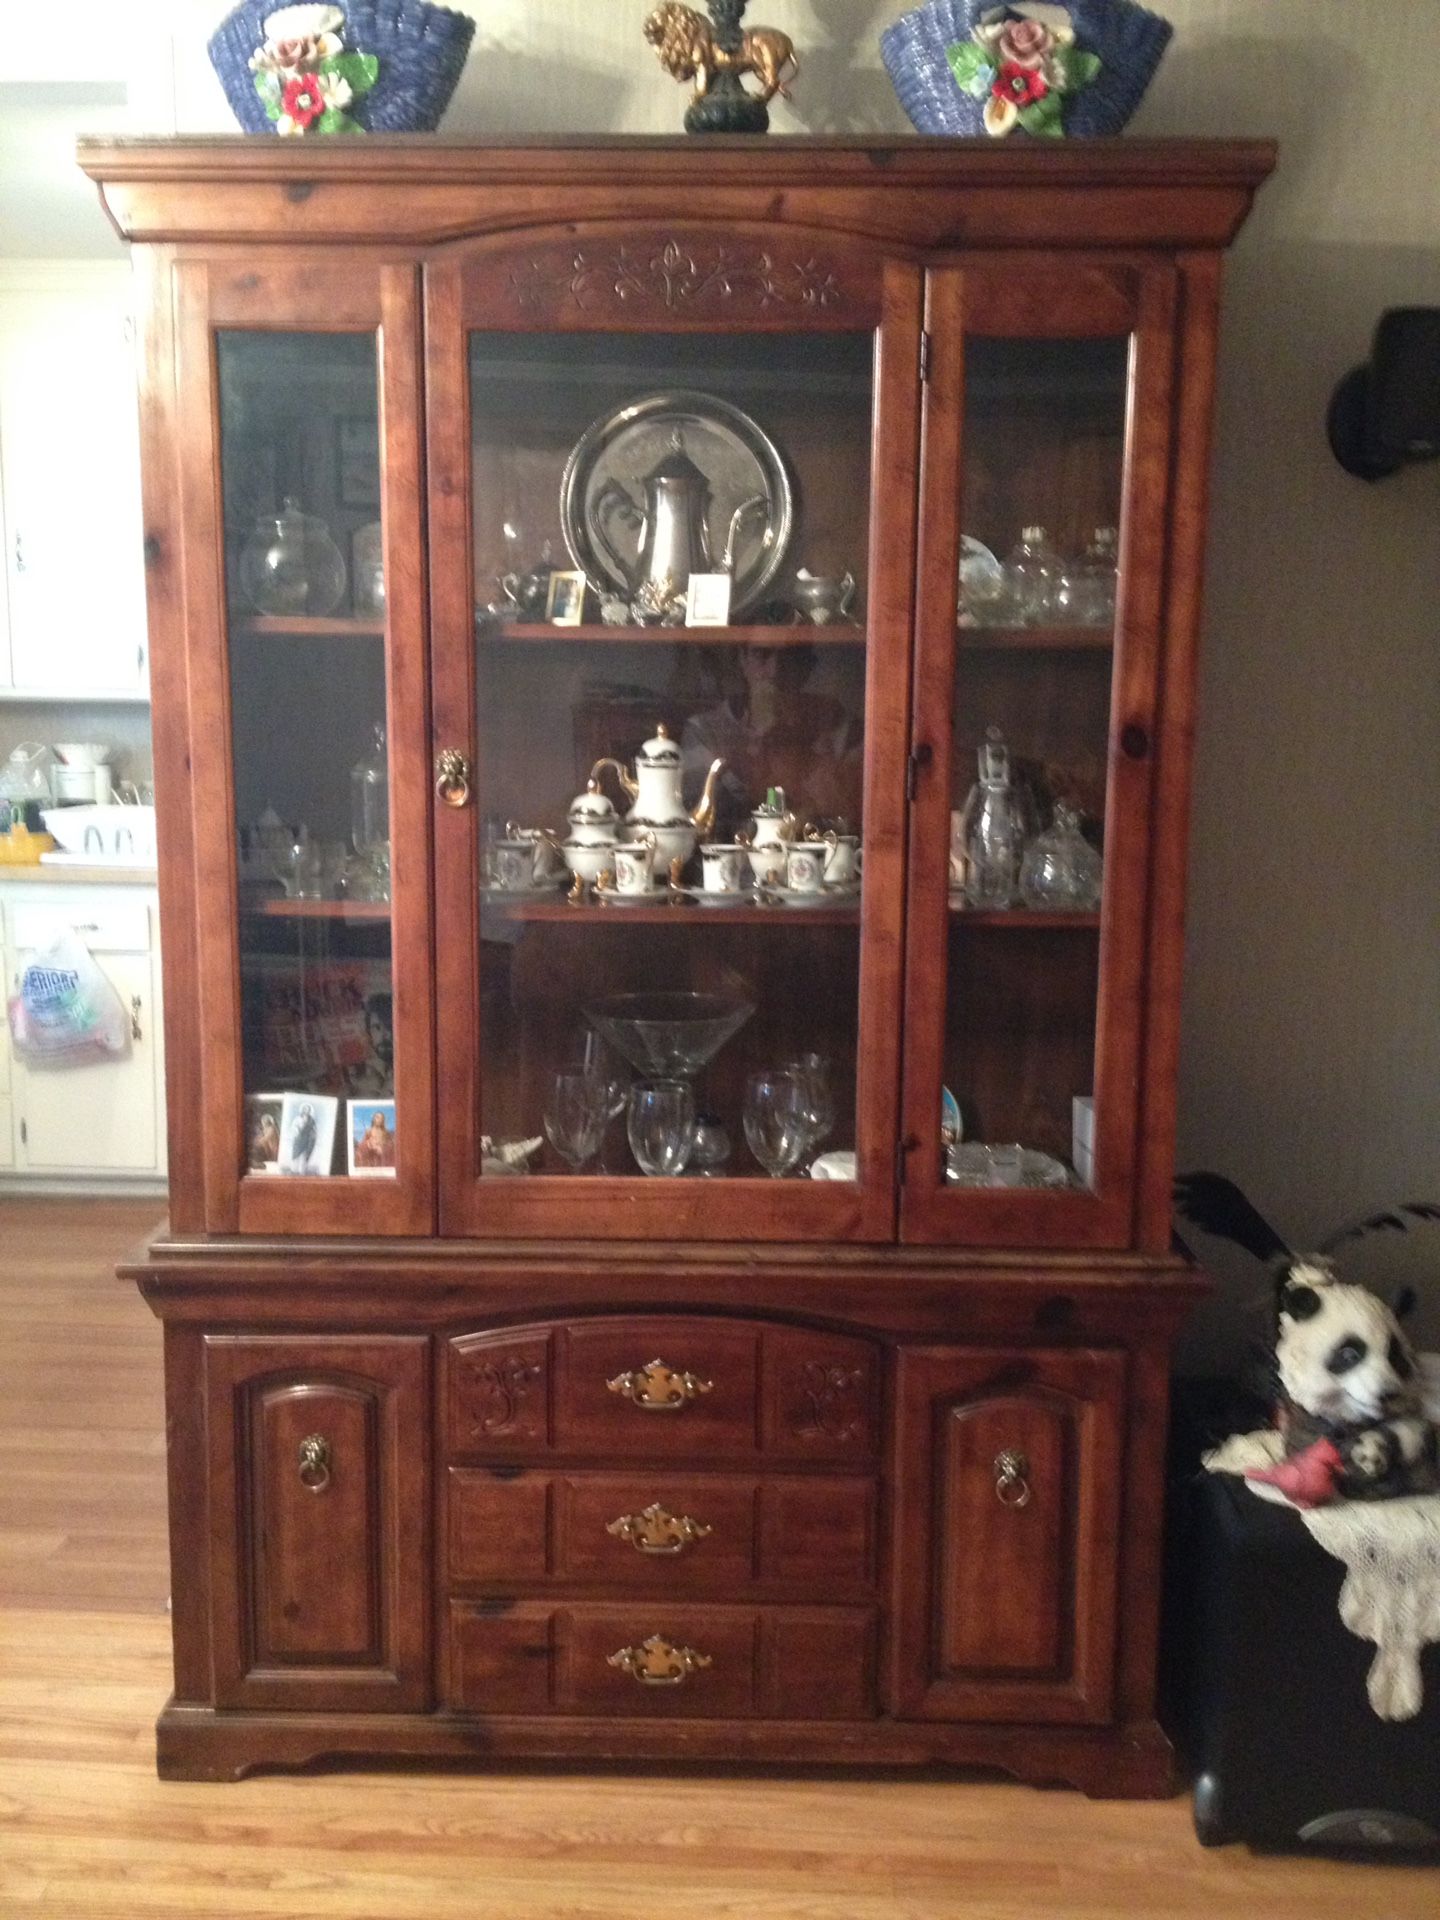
[
  {"xmin": 994, "ymin": 61, "xmax": 1049, "ymax": 108},
  {"xmin": 282, "ymin": 72, "xmax": 326, "ymax": 129}
]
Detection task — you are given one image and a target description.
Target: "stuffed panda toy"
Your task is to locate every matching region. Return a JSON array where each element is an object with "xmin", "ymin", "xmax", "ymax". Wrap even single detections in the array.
[{"xmin": 1262, "ymin": 1261, "xmax": 1439, "ymax": 1503}]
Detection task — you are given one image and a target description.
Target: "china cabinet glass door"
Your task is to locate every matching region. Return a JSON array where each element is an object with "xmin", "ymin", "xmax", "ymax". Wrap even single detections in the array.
[
  {"xmin": 428, "ymin": 232, "xmax": 918, "ymax": 1240},
  {"xmin": 900, "ymin": 265, "xmax": 1178, "ymax": 1246},
  {"xmin": 178, "ymin": 261, "xmax": 432, "ymax": 1233}
]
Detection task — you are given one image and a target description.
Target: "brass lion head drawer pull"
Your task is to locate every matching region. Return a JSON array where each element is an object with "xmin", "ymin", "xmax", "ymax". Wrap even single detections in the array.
[
  {"xmin": 606, "ymin": 1359, "xmax": 714, "ymax": 1412},
  {"xmin": 435, "ymin": 747, "xmax": 472, "ymax": 810},
  {"xmin": 606, "ymin": 1502, "xmax": 713, "ymax": 1556},
  {"xmin": 607, "ymin": 1635, "xmax": 713, "ymax": 1687},
  {"xmin": 297, "ymin": 1433, "xmax": 331, "ymax": 1493},
  {"xmin": 994, "ymin": 1448, "xmax": 1032, "ymax": 1508}
]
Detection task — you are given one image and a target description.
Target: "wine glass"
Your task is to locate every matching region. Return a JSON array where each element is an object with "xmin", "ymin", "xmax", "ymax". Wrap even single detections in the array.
[
  {"xmin": 626, "ymin": 1080, "xmax": 696, "ymax": 1177},
  {"xmin": 785, "ymin": 1052, "xmax": 836, "ymax": 1164},
  {"xmin": 743, "ymin": 1070, "xmax": 811, "ymax": 1179},
  {"xmin": 543, "ymin": 1070, "xmax": 609, "ymax": 1174}
]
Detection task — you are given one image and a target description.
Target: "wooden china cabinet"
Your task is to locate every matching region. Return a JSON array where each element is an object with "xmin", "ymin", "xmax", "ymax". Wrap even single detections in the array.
[{"xmin": 82, "ymin": 135, "xmax": 1272, "ymax": 1791}]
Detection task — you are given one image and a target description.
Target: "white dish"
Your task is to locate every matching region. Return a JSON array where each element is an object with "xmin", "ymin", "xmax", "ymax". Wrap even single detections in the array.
[
  {"xmin": 946, "ymin": 1143, "xmax": 1072, "ymax": 1190},
  {"xmin": 810, "ymin": 1150, "xmax": 858, "ymax": 1182},
  {"xmin": 674, "ymin": 887, "xmax": 752, "ymax": 907},
  {"xmin": 41, "ymin": 803, "xmax": 156, "ymax": 863},
  {"xmin": 52, "ymin": 743, "xmax": 111, "ymax": 769}
]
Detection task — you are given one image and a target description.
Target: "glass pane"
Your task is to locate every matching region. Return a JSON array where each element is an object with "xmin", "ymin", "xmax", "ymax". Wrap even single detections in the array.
[
  {"xmin": 218, "ymin": 332, "xmax": 396, "ymax": 1182},
  {"xmin": 945, "ymin": 336, "xmax": 1128, "ymax": 1194},
  {"xmin": 469, "ymin": 330, "xmax": 873, "ymax": 1182}
]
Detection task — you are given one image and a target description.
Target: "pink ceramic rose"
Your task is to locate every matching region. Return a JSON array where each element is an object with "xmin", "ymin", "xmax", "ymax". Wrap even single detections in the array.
[{"xmin": 995, "ymin": 18, "xmax": 1055, "ymax": 68}]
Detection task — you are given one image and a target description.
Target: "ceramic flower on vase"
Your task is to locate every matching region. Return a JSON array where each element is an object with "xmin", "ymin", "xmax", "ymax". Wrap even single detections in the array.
[
  {"xmin": 248, "ymin": 5, "xmax": 378, "ymax": 135},
  {"xmin": 952, "ymin": 4, "xmax": 1100, "ymax": 137}
]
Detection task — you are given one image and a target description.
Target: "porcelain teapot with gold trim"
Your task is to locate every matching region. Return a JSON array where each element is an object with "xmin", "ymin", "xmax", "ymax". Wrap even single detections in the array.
[{"xmin": 591, "ymin": 724, "xmax": 723, "ymax": 872}]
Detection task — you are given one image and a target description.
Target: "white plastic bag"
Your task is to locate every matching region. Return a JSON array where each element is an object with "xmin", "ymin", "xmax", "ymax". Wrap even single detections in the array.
[{"xmin": 7, "ymin": 929, "xmax": 130, "ymax": 1067}]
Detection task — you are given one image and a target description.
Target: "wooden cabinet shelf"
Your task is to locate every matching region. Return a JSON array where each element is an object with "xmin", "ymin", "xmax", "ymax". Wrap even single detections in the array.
[
  {"xmin": 248, "ymin": 898, "xmax": 390, "ymax": 921},
  {"xmin": 234, "ymin": 613, "xmax": 385, "ymax": 638},
  {"xmin": 86, "ymin": 133, "xmax": 1273, "ymax": 1794},
  {"xmin": 482, "ymin": 898, "xmax": 860, "ymax": 927},
  {"xmin": 478, "ymin": 621, "xmax": 863, "ymax": 647},
  {"xmin": 958, "ymin": 625, "xmax": 1112, "ymax": 651},
  {"xmin": 948, "ymin": 907, "xmax": 1101, "ymax": 929}
]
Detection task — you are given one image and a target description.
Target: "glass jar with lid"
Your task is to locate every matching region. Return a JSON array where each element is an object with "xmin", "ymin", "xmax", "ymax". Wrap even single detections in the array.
[{"xmin": 238, "ymin": 497, "xmax": 347, "ymax": 616}]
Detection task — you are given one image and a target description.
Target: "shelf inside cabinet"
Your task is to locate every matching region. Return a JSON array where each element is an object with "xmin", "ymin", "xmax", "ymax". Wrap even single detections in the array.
[
  {"xmin": 482, "ymin": 898, "xmax": 861, "ymax": 927},
  {"xmin": 958, "ymin": 626, "xmax": 1112, "ymax": 652},
  {"xmin": 478, "ymin": 621, "xmax": 865, "ymax": 647},
  {"xmin": 234, "ymin": 614, "xmax": 386, "ymax": 638},
  {"xmin": 948, "ymin": 907, "xmax": 1101, "ymax": 929},
  {"xmin": 247, "ymin": 898, "xmax": 391, "ymax": 921}
]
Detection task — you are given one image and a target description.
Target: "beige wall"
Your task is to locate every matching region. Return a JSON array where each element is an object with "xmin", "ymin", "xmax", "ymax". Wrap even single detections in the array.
[{"xmin": 16, "ymin": 2, "xmax": 1440, "ymax": 1352}]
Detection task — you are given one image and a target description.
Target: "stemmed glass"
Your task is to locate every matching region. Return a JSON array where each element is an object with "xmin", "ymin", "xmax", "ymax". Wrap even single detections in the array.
[
  {"xmin": 743, "ymin": 1069, "xmax": 811, "ymax": 1178},
  {"xmin": 543, "ymin": 1070, "xmax": 610, "ymax": 1174},
  {"xmin": 785, "ymin": 1052, "xmax": 835, "ymax": 1166},
  {"xmin": 626, "ymin": 1080, "xmax": 696, "ymax": 1177}
]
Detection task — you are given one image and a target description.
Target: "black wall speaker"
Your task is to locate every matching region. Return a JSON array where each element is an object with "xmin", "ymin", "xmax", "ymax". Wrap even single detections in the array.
[{"xmin": 1327, "ymin": 308, "xmax": 1440, "ymax": 481}]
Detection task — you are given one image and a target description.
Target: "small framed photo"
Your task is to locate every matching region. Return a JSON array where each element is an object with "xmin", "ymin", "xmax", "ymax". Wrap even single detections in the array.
[
  {"xmin": 545, "ymin": 570, "xmax": 588, "ymax": 626},
  {"xmin": 244, "ymin": 1094, "xmax": 285, "ymax": 1176},
  {"xmin": 685, "ymin": 572, "xmax": 733, "ymax": 627},
  {"xmin": 348, "ymin": 1098, "xmax": 398, "ymax": 1177},
  {"xmin": 278, "ymin": 1093, "xmax": 339, "ymax": 1177}
]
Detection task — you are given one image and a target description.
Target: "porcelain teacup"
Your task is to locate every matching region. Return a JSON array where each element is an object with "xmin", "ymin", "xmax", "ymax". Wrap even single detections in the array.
[
  {"xmin": 493, "ymin": 840, "xmax": 539, "ymax": 892},
  {"xmin": 785, "ymin": 843, "xmax": 828, "ymax": 894},
  {"xmin": 613, "ymin": 836, "xmax": 658, "ymax": 895},
  {"xmin": 699, "ymin": 844, "xmax": 747, "ymax": 894}
]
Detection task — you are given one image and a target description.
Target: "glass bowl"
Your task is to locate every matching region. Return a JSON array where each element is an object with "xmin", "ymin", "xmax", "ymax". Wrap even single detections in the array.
[{"xmin": 584, "ymin": 991, "xmax": 754, "ymax": 1080}]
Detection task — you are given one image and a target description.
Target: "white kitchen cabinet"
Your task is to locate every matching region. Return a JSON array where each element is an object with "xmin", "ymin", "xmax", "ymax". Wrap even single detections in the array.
[
  {"xmin": 2, "ymin": 885, "xmax": 165, "ymax": 1181},
  {"xmin": 0, "ymin": 264, "xmax": 149, "ymax": 699}
]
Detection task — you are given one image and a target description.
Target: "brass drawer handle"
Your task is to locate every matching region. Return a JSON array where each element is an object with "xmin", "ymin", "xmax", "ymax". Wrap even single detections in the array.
[
  {"xmin": 297, "ymin": 1433, "xmax": 331, "ymax": 1493},
  {"xmin": 607, "ymin": 1359, "xmax": 713, "ymax": 1412},
  {"xmin": 435, "ymin": 747, "xmax": 472, "ymax": 810},
  {"xmin": 606, "ymin": 1502, "xmax": 713, "ymax": 1556},
  {"xmin": 607, "ymin": 1635, "xmax": 713, "ymax": 1687},
  {"xmin": 994, "ymin": 1449, "xmax": 1031, "ymax": 1508}
]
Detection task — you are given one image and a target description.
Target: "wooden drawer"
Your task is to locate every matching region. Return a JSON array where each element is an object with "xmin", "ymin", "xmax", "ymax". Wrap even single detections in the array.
[
  {"xmin": 446, "ymin": 1601, "xmax": 876, "ymax": 1719},
  {"xmin": 447, "ymin": 1466, "xmax": 877, "ymax": 1597},
  {"xmin": 445, "ymin": 1318, "xmax": 879, "ymax": 1464}
]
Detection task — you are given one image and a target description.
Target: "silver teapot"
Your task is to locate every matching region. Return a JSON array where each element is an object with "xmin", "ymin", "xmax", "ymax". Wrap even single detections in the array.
[{"xmin": 592, "ymin": 430, "xmax": 763, "ymax": 602}]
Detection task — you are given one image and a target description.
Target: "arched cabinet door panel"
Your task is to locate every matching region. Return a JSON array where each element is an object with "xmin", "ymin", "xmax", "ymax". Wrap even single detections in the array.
[
  {"xmin": 203, "ymin": 1336, "xmax": 429, "ymax": 1711},
  {"xmin": 888, "ymin": 1346, "xmax": 1125, "ymax": 1724}
]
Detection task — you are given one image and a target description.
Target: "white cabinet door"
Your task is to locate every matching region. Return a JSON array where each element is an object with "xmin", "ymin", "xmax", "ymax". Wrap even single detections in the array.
[
  {"xmin": 0, "ymin": 268, "xmax": 148, "ymax": 696},
  {"xmin": 10, "ymin": 949, "xmax": 158, "ymax": 1173}
]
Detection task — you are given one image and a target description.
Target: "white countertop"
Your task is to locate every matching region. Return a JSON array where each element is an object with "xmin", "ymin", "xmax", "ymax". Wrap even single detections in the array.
[{"xmin": 0, "ymin": 863, "xmax": 157, "ymax": 886}]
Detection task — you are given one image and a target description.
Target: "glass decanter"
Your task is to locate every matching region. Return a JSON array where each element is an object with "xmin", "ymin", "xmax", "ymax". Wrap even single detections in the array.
[
  {"xmin": 352, "ymin": 519, "xmax": 385, "ymax": 616},
  {"xmin": 350, "ymin": 722, "xmax": 391, "ymax": 900},
  {"xmin": 238, "ymin": 496, "xmax": 347, "ymax": 616},
  {"xmin": 1001, "ymin": 525, "xmax": 1062, "ymax": 626},
  {"xmin": 1018, "ymin": 802, "xmax": 1103, "ymax": 910},
  {"xmin": 960, "ymin": 727, "xmax": 1023, "ymax": 908},
  {"xmin": 1068, "ymin": 526, "xmax": 1118, "ymax": 627}
]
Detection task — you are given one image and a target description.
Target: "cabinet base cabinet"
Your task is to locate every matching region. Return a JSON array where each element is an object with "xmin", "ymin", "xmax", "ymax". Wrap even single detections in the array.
[
  {"xmin": 153, "ymin": 1702, "xmax": 1176, "ymax": 1798},
  {"xmin": 138, "ymin": 1251, "xmax": 1201, "ymax": 1798}
]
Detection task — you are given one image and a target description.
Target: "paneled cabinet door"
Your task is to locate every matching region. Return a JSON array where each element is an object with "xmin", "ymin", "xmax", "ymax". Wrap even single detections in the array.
[
  {"xmin": 203, "ymin": 1336, "xmax": 429, "ymax": 1712},
  {"xmin": 888, "ymin": 1346, "xmax": 1124, "ymax": 1724},
  {"xmin": 901, "ymin": 264, "xmax": 1181, "ymax": 1248},
  {"xmin": 427, "ymin": 227, "xmax": 920, "ymax": 1242},
  {"xmin": 173, "ymin": 258, "xmax": 432, "ymax": 1235}
]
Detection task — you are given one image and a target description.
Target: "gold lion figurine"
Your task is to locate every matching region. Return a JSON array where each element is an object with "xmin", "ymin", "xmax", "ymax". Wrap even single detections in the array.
[{"xmin": 644, "ymin": 3, "xmax": 799, "ymax": 108}]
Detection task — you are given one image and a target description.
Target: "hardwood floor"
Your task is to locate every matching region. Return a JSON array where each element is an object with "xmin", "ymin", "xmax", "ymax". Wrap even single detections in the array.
[{"xmin": 2, "ymin": 1197, "xmax": 1435, "ymax": 1919}]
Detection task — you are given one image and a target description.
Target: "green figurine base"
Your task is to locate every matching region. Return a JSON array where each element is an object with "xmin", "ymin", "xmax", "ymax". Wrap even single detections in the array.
[{"xmin": 685, "ymin": 81, "xmax": 770, "ymax": 135}]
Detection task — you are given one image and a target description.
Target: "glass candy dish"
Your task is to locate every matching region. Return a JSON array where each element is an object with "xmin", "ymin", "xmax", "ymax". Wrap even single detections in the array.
[{"xmin": 584, "ymin": 991, "xmax": 754, "ymax": 1082}]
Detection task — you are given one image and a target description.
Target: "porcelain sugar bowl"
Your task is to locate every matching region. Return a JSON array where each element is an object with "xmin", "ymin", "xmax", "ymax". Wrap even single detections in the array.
[{"xmin": 559, "ymin": 778, "xmax": 621, "ymax": 886}]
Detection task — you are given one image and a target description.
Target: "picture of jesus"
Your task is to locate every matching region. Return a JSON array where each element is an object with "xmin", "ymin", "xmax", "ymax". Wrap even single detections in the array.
[{"xmin": 347, "ymin": 1098, "xmax": 398, "ymax": 1178}]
